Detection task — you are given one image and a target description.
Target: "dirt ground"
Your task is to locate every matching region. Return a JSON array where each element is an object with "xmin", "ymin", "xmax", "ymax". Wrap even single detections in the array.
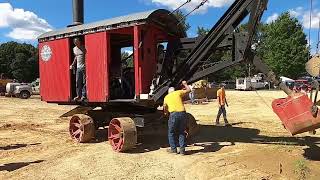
[{"xmin": 1, "ymin": 91, "xmax": 320, "ymax": 180}]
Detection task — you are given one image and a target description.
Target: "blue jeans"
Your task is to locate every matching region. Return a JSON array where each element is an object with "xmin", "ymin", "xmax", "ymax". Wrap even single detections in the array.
[
  {"xmin": 216, "ymin": 105, "xmax": 228, "ymax": 124},
  {"xmin": 168, "ymin": 112, "xmax": 187, "ymax": 152},
  {"xmin": 76, "ymin": 68, "xmax": 86, "ymax": 98}
]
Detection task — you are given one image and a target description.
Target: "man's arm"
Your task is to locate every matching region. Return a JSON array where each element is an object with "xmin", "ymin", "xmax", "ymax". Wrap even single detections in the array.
[
  {"xmin": 217, "ymin": 91, "xmax": 221, "ymax": 107},
  {"xmin": 182, "ymin": 81, "xmax": 191, "ymax": 93},
  {"xmin": 163, "ymin": 104, "xmax": 169, "ymax": 116},
  {"xmin": 70, "ymin": 56, "xmax": 76, "ymax": 69},
  {"xmin": 225, "ymin": 98, "xmax": 229, "ymax": 107}
]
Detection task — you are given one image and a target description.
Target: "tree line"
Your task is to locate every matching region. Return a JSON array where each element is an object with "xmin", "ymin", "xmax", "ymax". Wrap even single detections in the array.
[
  {"xmin": 0, "ymin": 42, "xmax": 38, "ymax": 82},
  {"xmin": 194, "ymin": 12, "xmax": 309, "ymax": 81},
  {"xmin": 0, "ymin": 12, "xmax": 309, "ymax": 83}
]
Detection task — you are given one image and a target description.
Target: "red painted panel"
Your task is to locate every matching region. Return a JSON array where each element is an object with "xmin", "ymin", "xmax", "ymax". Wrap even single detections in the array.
[
  {"xmin": 85, "ymin": 32, "xmax": 109, "ymax": 102},
  {"xmin": 109, "ymin": 27, "xmax": 133, "ymax": 35},
  {"xmin": 272, "ymin": 94, "xmax": 320, "ymax": 135},
  {"xmin": 134, "ymin": 26, "xmax": 142, "ymax": 95},
  {"xmin": 39, "ymin": 39, "xmax": 71, "ymax": 102},
  {"xmin": 140, "ymin": 26, "xmax": 157, "ymax": 93}
]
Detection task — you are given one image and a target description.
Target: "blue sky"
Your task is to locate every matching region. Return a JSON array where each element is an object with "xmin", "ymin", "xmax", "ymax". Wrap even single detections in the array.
[{"xmin": 0, "ymin": 0, "xmax": 319, "ymax": 53}]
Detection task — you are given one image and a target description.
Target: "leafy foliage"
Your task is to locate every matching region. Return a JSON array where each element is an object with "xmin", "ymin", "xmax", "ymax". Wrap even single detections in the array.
[
  {"xmin": 0, "ymin": 41, "xmax": 38, "ymax": 82},
  {"xmin": 121, "ymin": 51, "xmax": 133, "ymax": 68},
  {"xmin": 258, "ymin": 12, "xmax": 309, "ymax": 79},
  {"xmin": 197, "ymin": 12, "xmax": 309, "ymax": 81},
  {"xmin": 174, "ymin": 10, "xmax": 191, "ymax": 32},
  {"xmin": 196, "ymin": 26, "xmax": 248, "ymax": 82}
]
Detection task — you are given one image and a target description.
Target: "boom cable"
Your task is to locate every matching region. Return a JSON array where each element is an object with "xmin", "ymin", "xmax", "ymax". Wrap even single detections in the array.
[
  {"xmin": 317, "ymin": 18, "xmax": 320, "ymax": 54},
  {"xmin": 169, "ymin": 0, "xmax": 192, "ymax": 15},
  {"xmin": 308, "ymin": 0, "xmax": 313, "ymax": 58},
  {"xmin": 177, "ymin": 0, "xmax": 209, "ymax": 26}
]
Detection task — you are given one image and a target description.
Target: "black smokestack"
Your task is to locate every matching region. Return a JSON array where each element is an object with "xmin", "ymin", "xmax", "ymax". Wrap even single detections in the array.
[{"xmin": 72, "ymin": 0, "xmax": 84, "ymax": 25}]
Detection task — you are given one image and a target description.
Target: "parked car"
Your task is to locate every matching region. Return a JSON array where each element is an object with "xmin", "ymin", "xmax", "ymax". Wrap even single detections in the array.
[
  {"xmin": 6, "ymin": 82, "xmax": 32, "ymax": 99},
  {"xmin": 31, "ymin": 78, "xmax": 40, "ymax": 95},
  {"xmin": 293, "ymin": 79, "xmax": 312, "ymax": 92}
]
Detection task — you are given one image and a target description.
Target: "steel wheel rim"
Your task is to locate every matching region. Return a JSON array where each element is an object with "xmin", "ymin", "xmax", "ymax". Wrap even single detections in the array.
[
  {"xmin": 69, "ymin": 116, "xmax": 83, "ymax": 142},
  {"xmin": 108, "ymin": 119, "xmax": 124, "ymax": 152}
]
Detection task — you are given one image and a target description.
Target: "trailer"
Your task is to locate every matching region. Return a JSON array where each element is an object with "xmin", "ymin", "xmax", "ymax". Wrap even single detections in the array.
[
  {"xmin": 38, "ymin": 0, "xmax": 320, "ymax": 152},
  {"xmin": 236, "ymin": 75, "xmax": 268, "ymax": 90}
]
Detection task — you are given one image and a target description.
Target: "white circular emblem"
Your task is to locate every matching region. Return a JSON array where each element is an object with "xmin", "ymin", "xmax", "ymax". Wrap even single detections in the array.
[{"xmin": 41, "ymin": 45, "xmax": 52, "ymax": 62}]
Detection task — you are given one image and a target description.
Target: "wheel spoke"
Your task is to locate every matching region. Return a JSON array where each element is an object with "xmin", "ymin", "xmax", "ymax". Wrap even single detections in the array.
[
  {"xmin": 116, "ymin": 138, "xmax": 123, "ymax": 151},
  {"xmin": 110, "ymin": 122, "xmax": 122, "ymax": 132},
  {"xmin": 74, "ymin": 123, "xmax": 81, "ymax": 128},
  {"xmin": 72, "ymin": 129, "xmax": 82, "ymax": 137},
  {"xmin": 109, "ymin": 133, "xmax": 120, "ymax": 140}
]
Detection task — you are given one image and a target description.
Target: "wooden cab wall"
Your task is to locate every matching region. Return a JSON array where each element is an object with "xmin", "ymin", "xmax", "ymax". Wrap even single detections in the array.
[
  {"xmin": 39, "ymin": 39, "xmax": 71, "ymax": 102},
  {"xmin": 39, "ymin": 24, "xmax": 171, "ymax": 103}
]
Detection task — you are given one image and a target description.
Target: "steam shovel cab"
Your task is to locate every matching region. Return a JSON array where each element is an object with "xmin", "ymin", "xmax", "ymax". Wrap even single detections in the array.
[{"xmin": 37, "ymin": 9, "xmax": 194, "ymax": 152}]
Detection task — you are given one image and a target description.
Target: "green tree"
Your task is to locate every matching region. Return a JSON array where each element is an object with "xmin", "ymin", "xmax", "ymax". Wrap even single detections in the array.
[
  {"xmin": 174, "ymin": 10, "xmax": 191, "ymax": 32},
  {"xmin": 0, "ymin": 41, "xmax": 38, "ymax": 82},
  {"xmin": 196, "ymin": 26, "xmax": 248, "ymax": 81},
  {"xmin": 196, "ymin": 26, "xmax": 208, "ymax": 36},
  {"xmin": 258, "ymin": 12, "xmax": 308, "ymax": 78},
  {"xmin": 121, "ymin": 51, "xmax": 133, "ymax": 68}
]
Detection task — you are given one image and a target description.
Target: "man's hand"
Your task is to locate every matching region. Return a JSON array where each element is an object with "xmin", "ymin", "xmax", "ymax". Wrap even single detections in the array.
[
  {"xmin": 70, "ymin": 65, "xmax": 74, "ymax": 70},
  {"xmin": 182, "ymin": 81, "xmax": 187, "ymax": 86},
  {"xmin": 163, "ymin": 104, "xmax": 169, "ymax": 116},
  {"xmin": 182, "ymin": 80, "xmax": 191, "ymax": 93}
]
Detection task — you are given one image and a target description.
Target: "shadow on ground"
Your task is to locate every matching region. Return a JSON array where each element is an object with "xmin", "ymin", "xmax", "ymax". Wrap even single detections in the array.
[
  {"xmin": 0, "ymin": 160, "xmax": 44, "ymax": 172},
  {"xmin": 0, "ymin": 143, "xmax": 41, "ymax": 150},
  {"xmin": 127, "ymin": 122, "xmax": 320, "ymax": 158},
  {"xmin": 89, "ymin": 121, "xmax": 320, "ymax": 159}
]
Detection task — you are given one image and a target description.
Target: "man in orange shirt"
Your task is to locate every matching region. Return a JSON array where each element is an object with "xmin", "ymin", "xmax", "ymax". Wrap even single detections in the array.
[{"xmin": 216, "ymin": 83, "xmax": 230, "ymax": 126}]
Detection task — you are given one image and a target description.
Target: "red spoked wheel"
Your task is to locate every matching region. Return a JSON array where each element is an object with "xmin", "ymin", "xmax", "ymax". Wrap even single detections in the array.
[
  {"xmin": 69, "ymin": 114, "xmax": 95, "ymax": 143},
  {"xmin": 108, "ymin": 117, "xmax": 137, "ymax": 152}
]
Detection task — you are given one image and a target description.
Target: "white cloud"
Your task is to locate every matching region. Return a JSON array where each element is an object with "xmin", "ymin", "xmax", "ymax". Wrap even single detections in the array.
[
  {"xmin": 0, "ymin": 3, "xmax": 52, "ymax": 41},
  {"xmin": 149, "ymin": 0, "xmax": 234, "ymax": 14},
  {"xmin": 302, "ymin": 10, "xmax": 320, "ymax": 29},
  {"xmin": 266, "ymin": 13, "xmax": 279, "ymax": 24},
  {"xmin": 289, "ymin": 7, "xmax": 303, "ymax": 17},
  {"xmin": 289, "ymin": 7, "xmax": 320, "ymax": 29}
]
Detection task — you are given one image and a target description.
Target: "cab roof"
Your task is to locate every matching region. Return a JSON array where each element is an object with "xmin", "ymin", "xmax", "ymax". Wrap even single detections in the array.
[{"xmin": 38, "ymin": 9, "xmax": 186, "ymax": 42}]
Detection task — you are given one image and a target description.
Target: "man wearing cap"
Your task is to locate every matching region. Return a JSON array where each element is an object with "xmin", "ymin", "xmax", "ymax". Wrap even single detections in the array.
[
  {"xmin": 215, "ymin": 83, "xmax": 230, "ymax": 126},
  {"xmin": 163, "ymin": 81, "xmax": 191, "ymax": 155}
]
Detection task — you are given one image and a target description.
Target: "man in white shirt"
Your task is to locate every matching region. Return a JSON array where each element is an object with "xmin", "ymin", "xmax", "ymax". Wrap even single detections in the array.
[{"xmin": 70, "ymin": 38, "xmax": 87, "ymax": 101}]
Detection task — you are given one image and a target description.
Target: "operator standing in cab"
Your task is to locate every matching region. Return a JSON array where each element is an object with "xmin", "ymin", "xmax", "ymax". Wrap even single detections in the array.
[
  {"xmin": 163, "ymin": 81, "xmax": 191, "ymax": 155},
  {"xmin": 70, "ymin": 38, "xmax": 87, "ymax": 101},
  {"xmin": 215, "ymin": 83, "xmax": 230, "ymax": 126}
]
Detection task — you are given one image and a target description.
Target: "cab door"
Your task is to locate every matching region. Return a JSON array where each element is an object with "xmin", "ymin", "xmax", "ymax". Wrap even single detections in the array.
[
  {"xmin": 85, "ymin": 32, "xmax": 110, "ymax": 102},
  {"xmin": 39, "ymin": 38, "xmax": 71, "ymax": 102}
]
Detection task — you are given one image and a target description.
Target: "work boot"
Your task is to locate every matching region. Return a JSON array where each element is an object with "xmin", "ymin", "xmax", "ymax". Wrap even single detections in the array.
[
  {"xmin": 80, "ymin": 96, "xmax": 87, "ymax": 102},
  {"xmin": 178, "ymin": 148, "xmax": 186, "ymax": 155},
  {"xmin": 166, "ymin": 148, "xmax": 178, "ymax": 154},
  {"xmin": 73, "ymin": 96, "xmax": 80, "ymax": 101}
]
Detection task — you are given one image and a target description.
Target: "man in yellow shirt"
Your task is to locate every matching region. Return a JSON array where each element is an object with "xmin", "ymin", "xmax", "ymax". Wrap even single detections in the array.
[
  {"xmin": 163, "ymin": 81, "xmax": 191, "ymax": 155},
  {"xmin": 216, "ymin": 83, "xmax": 230, "ymax": 126}
]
